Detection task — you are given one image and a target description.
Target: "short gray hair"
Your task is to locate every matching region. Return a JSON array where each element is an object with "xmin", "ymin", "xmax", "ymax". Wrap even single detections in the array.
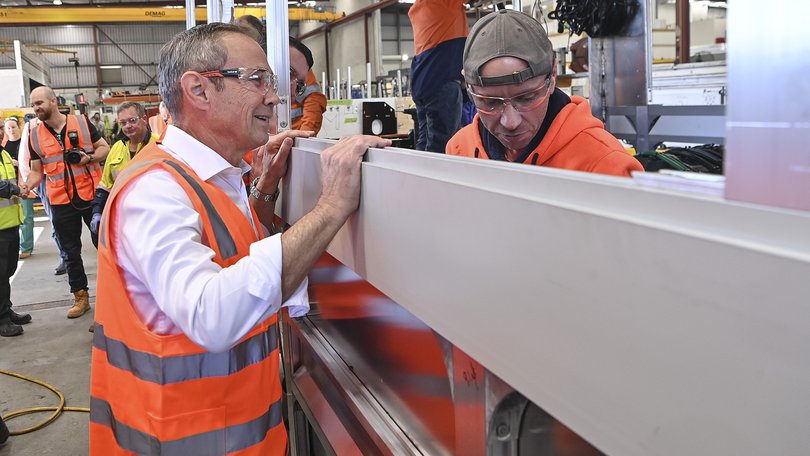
[
  {"xmin": 117, "ymin": 101, "xmax": 146, "ymax": 118},
  {"xmin": 158, "ymin": 23, "xmax": 254, "ymax": 123}
]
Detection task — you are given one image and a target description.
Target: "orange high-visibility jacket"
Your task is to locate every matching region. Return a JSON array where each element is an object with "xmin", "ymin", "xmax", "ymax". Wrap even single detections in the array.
[
  {"xmin": 290, "ymin": 69, "xmax": 326, "ymax": 134},
  {"xmin": 89, "ymin": 143, "xmax": 286, "ymax": 455},
  {"xmin": 29, "ymin": 114, "xmax": 102, "ymax": 204},
  {"xmin": 446, "ymin": 96, "xmax": 643, "ymax": 177}
]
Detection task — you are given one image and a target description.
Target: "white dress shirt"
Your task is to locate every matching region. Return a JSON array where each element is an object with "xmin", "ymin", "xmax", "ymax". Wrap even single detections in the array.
[{"xmin": 114, "ymin": 125, "xmax": 308, "ymax": 353}]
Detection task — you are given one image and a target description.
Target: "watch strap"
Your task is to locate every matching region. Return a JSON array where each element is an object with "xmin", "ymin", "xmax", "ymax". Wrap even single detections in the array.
[{"xmin": 250, "ymin": 178, "xmax": 279, "ymax": 202}]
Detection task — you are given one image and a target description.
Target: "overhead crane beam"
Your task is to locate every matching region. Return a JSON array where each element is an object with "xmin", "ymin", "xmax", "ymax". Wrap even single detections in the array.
[
  {"xmin": 0, "ymin": 39, "xmax": 74, "ymax": 54},
  {"xmin": 0, "ymin": 7, "xmax": 344, "ymax": 25}
]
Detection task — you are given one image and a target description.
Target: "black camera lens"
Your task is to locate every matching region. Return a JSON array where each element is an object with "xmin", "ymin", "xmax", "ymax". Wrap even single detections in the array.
[{"xmin": 65, "ymin": 149, "xmax": 83, "ymax": 165}]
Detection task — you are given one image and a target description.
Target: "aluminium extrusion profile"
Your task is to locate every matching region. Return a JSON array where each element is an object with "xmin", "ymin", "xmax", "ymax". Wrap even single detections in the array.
[{"xmin": 280, "ymin": 137, "xmax": 810, "ymax": 456}]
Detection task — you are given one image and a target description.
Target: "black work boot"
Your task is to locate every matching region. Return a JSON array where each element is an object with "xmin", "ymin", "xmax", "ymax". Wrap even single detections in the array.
[
  {"xmin": 9, "ymin": 309, "xmax": 31, "ymax": 325},
  {"xmin": 54, "ymin": 260, "xmax": 67, "ymax": 276},
  {"xmin": 0, "ymin": 317, "xmax": 23, "ymax": 337}
]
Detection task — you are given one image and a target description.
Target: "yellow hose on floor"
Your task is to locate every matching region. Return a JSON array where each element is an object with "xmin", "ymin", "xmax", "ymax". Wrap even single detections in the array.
[{"xmin": 0, "ymin": 369, "xmax": 90, "ymax": 436}]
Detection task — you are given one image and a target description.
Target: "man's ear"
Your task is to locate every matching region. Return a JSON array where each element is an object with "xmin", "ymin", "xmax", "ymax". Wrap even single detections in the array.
[{"xmin": 179, "ymin": 71, "xmax": 212, "ymax": 113}]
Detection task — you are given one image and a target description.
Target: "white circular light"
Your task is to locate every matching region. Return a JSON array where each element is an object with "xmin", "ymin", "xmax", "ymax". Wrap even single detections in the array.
[{"xmin": 371, "ymin": 119, "xmax": 383, "ymax": 135}]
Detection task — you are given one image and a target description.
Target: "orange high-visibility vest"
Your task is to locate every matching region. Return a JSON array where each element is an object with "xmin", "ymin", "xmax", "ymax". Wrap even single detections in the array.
[
  {"xmin": 29, "ymin": 114, "xmax": 102, "ymax": 204},
  {"xmin": 290, "ymin": 69, "xmax": 326, "ymax": 134},
  {"xmin": 89, "ymin": 143, "xmax": 287, "ymax": 455}
]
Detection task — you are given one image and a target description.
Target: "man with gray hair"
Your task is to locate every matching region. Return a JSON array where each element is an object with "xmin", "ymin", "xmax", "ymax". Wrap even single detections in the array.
[
  {"xmin": 88, "ymin": 23, "xmax": 389, "ymax": 455},
  {"xmin": 447, "ymin": 9, "xmax": 642, "ymax": 176}
]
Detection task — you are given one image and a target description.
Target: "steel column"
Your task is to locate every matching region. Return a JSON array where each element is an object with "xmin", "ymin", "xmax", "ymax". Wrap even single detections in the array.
[
  {"xmin": 675, "ymin": 0, "xmax": 690, "ymax": 64},
  {"xmin": 266, "ymin": 0, "xmax": 290, "ymax": 130}
]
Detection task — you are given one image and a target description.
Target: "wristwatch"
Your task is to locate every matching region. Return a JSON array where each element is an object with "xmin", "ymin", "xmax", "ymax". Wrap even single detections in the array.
[{"xmin": 249, "ymin": 178, "xmax": 279, "ymax": 202}]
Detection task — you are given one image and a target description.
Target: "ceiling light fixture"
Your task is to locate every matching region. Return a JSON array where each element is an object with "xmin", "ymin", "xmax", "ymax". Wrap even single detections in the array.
[{"xmin": 53, "ymin": 0, "xmax": 62, "ymax": 4}]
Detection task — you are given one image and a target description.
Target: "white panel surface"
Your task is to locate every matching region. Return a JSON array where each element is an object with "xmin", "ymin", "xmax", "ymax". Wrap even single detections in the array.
[{"xmin": 282, "ymin": 138, "xmax": 810, "ymax": 456}]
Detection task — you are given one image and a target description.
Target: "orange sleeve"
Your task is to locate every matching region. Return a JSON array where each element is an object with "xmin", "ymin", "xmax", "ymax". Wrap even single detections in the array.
[
  {"xmin": 410, "ymin": 0, "xmax": 468, "ymax": 55},
  {"xmin": 292, "ymin": 70, "xmax": 327, "ymax": 134}
]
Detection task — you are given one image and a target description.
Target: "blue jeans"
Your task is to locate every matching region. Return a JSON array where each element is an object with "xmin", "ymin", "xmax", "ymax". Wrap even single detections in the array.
[
  {"xmin": 38, "ymin": 181, "xmax": 68, "ymax": 263},
  {"xmin": 19, "ymin": 198, "xmax": 35, "ymax": 254},
  {"xmin": 414, "ymin": 80, "xmax": 463, "ymax": 153}
]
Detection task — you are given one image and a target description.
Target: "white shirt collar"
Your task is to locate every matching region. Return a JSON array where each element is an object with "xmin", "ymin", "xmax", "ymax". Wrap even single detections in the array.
[{"xmin": 160, "ymin": 125, "xmax": 251, "ymax": 181}]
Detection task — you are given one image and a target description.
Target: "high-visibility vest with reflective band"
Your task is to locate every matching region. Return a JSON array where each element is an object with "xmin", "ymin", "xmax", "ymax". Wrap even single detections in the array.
[
  {"xmin": 30, "ymin": 114, "xmax": 102, "ymax": 205},
  {"xmin": 89, "ymin": 143, "xmax": 286, "ymax": 456},
  {"xmin": 0, "ymin": 150, "xmax": 23, "ymax": 230},
  {"xmin": 290, "ymin": 69, "xmax": 326, "ymax": 133}
]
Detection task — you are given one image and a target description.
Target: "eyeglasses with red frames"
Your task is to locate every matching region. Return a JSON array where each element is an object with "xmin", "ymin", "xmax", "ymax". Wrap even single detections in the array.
[
  {"xmin": 199, "ymin": 67, "xmax": 279, "ymax": 95},
  {"xmin": 467, "ymin": 75, "xmax": 554, "ymax": 115}
]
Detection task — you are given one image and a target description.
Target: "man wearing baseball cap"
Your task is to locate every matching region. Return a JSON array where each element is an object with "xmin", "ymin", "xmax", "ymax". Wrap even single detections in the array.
[{"xmin": 446, "ymin": 10, "xmax": 642, "ymax": 177}]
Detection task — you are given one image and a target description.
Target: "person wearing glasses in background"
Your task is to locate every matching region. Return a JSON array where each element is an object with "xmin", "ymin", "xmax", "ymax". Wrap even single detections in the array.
[
  {"xmin": 447, "ymin": 10, "xmax": 642, "ymax": 176},
  {"xmin": 289, "ymin": 37, "xmax": 327, "ymax": 134},
  {"xmin": 90, "ymin": 102, "xmax": 158, "ymax": 238},
  {"xmin": 88, "ymin": 23, "xmax": 390, "ymax": 455}
]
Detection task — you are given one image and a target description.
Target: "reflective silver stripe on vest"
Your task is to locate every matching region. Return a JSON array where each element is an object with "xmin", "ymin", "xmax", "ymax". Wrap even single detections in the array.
[
  {"xmin": 162, "ymin": 160, "xmax": 238, "ymax": 260},
  {"xmin": 0, "ymin": 197, "xmax": 20, "ymax": 208},
  {"xmin": 29, "ymin": 124, "xmax": 45, "ymax": 159},
  {"xmin": 90, "ymin": 396, "xmax": 283, "ymax": 455},
  {"xmin": 92, "ymin": 323, "xmax": 278, "ymax": 385},
  {"xmin": 45, "ymin": 163, "xmax": 100, "ymax": 183},
  {"xmin": 295, "ymin": 83, "xmax": 322, "ymax": 103},
  {"xmin": 41, "ymin": 154, "xmax": 65, "ymax": 165},
  {"xmin": 74, "ymin": 114, "xmax": 95, "ymax": 153},
  {"xmin": 290, "ymin": 107, "xmax": 304, "ymax": 119}
]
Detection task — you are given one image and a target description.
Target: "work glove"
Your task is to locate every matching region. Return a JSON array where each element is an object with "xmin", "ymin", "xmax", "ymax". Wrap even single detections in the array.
[{"xmin": 90, "ymin": 213, "xmax": 102, "ymax": 235}]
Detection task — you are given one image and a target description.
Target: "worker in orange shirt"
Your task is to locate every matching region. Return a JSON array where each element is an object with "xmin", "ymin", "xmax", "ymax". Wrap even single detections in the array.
[
  {"xmin": 447, "ymin": 10, "xmax": 642, "ymax": 177},
  {"xmin": 289, "ymin": 37, "xmax": 326, "ymax": 134},
  {"xmin": 408, "ymin": 0, "xmax": 469, "ymax": 153}
]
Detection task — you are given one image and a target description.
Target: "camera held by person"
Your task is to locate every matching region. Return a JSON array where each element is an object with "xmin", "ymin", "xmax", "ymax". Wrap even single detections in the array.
[{"xmin": 64, "ymin": 130, "xmax": 88, "ymax": 165}]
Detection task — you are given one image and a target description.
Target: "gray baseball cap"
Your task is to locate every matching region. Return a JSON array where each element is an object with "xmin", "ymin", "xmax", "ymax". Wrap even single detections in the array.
[{"xmin": 463, "ymin": 9, "xmax": 554, "ymax": 87}]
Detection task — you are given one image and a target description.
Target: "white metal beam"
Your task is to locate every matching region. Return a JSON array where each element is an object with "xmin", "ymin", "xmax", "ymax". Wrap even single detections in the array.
[{"xmin": 281, "ymin": 138, "xmax": 810, "ymax": 456}]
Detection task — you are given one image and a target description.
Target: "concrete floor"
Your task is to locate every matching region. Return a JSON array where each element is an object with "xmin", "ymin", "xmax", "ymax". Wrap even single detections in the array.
[{"xmin": 0, "ymin": 211, "xmax": 96, "ymax": 456}]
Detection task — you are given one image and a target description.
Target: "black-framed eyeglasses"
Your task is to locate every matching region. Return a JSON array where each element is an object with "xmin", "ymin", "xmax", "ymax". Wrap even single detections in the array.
[
  {"xmin": 199, "ymin": 67, "xmax": 279, "ymax": 95},
  {"xmin": 467, "ymin": 75, "xmax": 554, "ymax": 115},
  {"xmin": 290, "ymin": 68, "xmax": 306, "ymax": 97}
]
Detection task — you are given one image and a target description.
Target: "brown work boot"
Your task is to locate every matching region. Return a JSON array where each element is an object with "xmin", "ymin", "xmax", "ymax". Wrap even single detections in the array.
[{"xmin": 67, "ymin": 289, "xmax": 91, "ymax": 319}]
